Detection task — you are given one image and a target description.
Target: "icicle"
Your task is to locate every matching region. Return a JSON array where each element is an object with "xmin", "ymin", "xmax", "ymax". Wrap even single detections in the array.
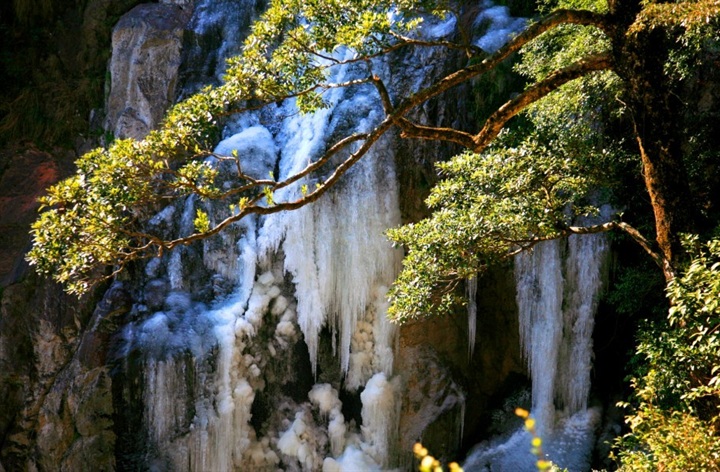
[
  {"xmin": 459, "ymin": 393, "xmax": 466, "ymax": 447},
  {"xmin": 256, "ymin": 54, "xmax": 402, "ymax": 376},
  {"xmin": 515, "ymin": 240, "xmax": 564, "ymax": 436},
  {"xmin": 145, "ymin": 359, "xmax": 186, "ymax": 446},
  {"xmin": 466, "ymin": 206, "xmax": 612, "ymax": 470},
  {"xmin": 555, "ymin": 209, "xmax": 611, "ymax": 415},
  {"xmin": 360, "ymin": 373, "xmax": 398, "ymax": 467},
  {"xmin": 467, "ymin": 276, "xmax": 478, "ymax": 359},
  {"xmin": 168, "ymin": 196, "xmax": 197, "ymax": 291}
]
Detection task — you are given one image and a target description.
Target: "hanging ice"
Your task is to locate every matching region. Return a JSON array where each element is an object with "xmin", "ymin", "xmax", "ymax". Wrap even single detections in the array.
[
  {"xmin": 515, "ymin": 240, "xmax": 564, "ymax": 438},
  {"xmin": 467, "ymin": 276, "xmax": 478, "ymax": 358},
  {"xmin": 112, "ymin": 0, "xmax": 543, "ymax": 469},
  {"xmin": 464, "ymin": 208, "xmax": 611, "ymax": 470}
]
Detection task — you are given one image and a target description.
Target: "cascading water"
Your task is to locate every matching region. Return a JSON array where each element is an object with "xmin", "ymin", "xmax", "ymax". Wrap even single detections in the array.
[{"xmin": 463, "ymin": 207, "xmax": 612, "ymax": 471}]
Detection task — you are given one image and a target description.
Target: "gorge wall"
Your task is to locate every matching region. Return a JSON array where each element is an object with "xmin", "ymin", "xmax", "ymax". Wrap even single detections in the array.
[{"xmin": 0, "ymin": 1, "xmax": 627, "ymax": 471}]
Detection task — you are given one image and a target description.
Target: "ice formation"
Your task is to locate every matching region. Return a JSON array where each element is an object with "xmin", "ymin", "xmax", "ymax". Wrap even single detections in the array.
[
  {"xmin": 117, "ymin": 0, "xmax": 411, "ymax": 467},
  {"xmin": 464, "ymin": 208, "xmax": 611, "ymax": 471},
  {"xmin": 474, "ymin": 0, "xmax": 527, "ymax": 53},
  {"xmin": 516, "ymin": 240, "xmax": 564, "ymax": 438},
  {"xmin": 110, "ymin": 0, "xmax": 561, "ymax": 470},
  {"xmin": 467, "ymin": 276, "xmax": 478, "ymax": 358}
]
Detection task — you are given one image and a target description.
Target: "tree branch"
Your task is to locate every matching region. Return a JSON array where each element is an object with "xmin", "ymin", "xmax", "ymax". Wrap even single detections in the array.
[
  {"xmin": 396, "ymin": 117, "xmax": 477, "ymax": 148},
  {"xmin": 392, "ymin": 9, "xmax": 611, "ymax": 118},
  {"xmin": 37, "ymin": 8, "xmax": 617, "ymax": 294},
  {"xmin": 394, "ymin": 53, "xmax": 613, "ymax": 151},
  {"xmin": 388, "ymin": 31, "xmax": 483, "ymax": 57},
  {"xmin": 160, "ymin": 117, "xmax": 396, "ymax": 249},
  {"xmin": 471, "ymin": 52, "xmax": 613, "ymax": 152},
  {"xmin": 504, "ymin": 219, "xmax": 669, "ymax": 275},
  {"xmin": 568, "ymin": 221, "xmax": 673, "ymax": 278}
]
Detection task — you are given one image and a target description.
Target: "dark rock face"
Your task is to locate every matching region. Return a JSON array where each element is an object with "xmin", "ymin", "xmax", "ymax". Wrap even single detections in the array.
[
  {"xmin": 0, "ymin": 275, "xmax": 120, "ymax": 471},
  {"xmin": 0, "ymin": 146, "xmax": 91, "ymax": 470},
  {"xmin": 0, "ymin": 148, "xmax": 74, "ymax": 287},
  {"xmin": 397, "ymin": 265, "xmax": 525, "ymax": 462},
  {"xmin": 0, "ymin": 1, "xmax": 181, "ymax": 469}
]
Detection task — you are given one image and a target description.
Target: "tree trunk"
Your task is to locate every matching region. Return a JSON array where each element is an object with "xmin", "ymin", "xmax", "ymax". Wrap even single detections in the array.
[{"xmin": 614, "ymin": 3, "xmax": 695, "ymax": 280}]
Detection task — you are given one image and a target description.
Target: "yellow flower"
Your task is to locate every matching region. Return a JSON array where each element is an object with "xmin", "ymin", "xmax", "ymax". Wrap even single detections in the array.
[
  {"xmin": 515, "ymin": 407, "xmax": 530, "ymax": 419},
  {"xmin": 537, "ymin": 459, "xmax": 552, "ymax": 470},
  {"xmin": 420, "ymin": 455, "xmax": 435, "ymax": 470}
]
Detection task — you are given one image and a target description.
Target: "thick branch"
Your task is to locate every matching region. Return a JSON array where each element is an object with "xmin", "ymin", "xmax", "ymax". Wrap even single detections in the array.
[
  {"xmin": 472, "ymin": 52, "xmax": 613, "ymax": 152},
  {"xmin": 396, "ymin": 53, "xmax": 613, "ymax": 151},
  {"xmin": 388, "ymin": 31, "xmax": 483, "ymax": 56},
  {"xmin": 393, "ymin": 9, "xmax": 610, "ymax": 118},
  {"xmin": 571, "ymin": 221, "xmax": 673, "ymax": 278},
  {"xmin": 396, "ymin": 117, "xmax": 477, "ymax": 148},
  {"xmin": 505, "ymin": 220, "xmax": 669, "ymax": 276}
]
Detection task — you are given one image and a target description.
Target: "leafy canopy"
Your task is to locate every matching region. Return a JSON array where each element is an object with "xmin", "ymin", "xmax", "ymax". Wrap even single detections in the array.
[
  {"xmin": 30, "ymin": 0, "xmax": 614, "ymax": 297},
  {"xmin": 615, "ymin": 236, "xmax": 720, "ymax": 469},
  {"xmin": 27, "ymin": 0, "xmax": 452, "ymax": 294},
  {"xmin": 388, "ymin": 0, "xmax": 621, "ymax": 321}
]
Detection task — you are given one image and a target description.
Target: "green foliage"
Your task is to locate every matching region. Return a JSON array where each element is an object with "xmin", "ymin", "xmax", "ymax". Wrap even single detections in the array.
[
  {"xmin": 664, "ymin": 236, "xmax": 720, "ymax": 408},
  {"xmin": 224, "ymin": 0, "xmax": 448, "ymax": 112},
  {"xmin": 615, "ymin": 236, "xmax": 720, "ymax": 469},
  {"xmin": 387, "ymin": 0, "xmax": 623, "ymax": 322},
  {"xmin": 194, "ymin": 209, "xmax": 211, "ymax": 233},
  {"xmin": 516, "ymin": 0, "xmax": 622, "ymax": 132},
  {"xmin": 629, "ymin": 0, "xmax": 720, "ymax": 82},
  {"xmin": 27, "ymin": 99, "xmax": 224, "ymax": 293},
  {"xmin": 604, "ymin": 260, "xmax": 666, "ymax": 318},
  {"xmin": 26, "ymin": 0, "xmax": 451, "ymax": 293},
  {"xmin": 615, "ymin": 408, "xmax": 720, "ymax": 471},
  {"xmin": 387, "ymin": 128, "xmax": 602, "ymax": 321}
]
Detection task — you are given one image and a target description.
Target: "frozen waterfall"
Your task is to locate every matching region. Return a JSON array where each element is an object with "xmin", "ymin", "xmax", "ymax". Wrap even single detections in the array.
[
  {"xmin": 464, "ymin": 208, "xmax": 612, "ymax": 471},
  {"xmin": 115, "ymin": 0, "xmax": 410, "ymax": 468},
  {"xmin": 109, "ymin": 0, "xmax": 553, "ymax": 470}
]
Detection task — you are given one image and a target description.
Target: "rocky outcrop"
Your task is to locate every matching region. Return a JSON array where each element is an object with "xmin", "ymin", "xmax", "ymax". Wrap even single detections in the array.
[
  {"xmin": 106, "ymin": 3, "xmax": 193, "ymax": 139},
  {"xmin": 0, "ymin": 275, "xmax": 108, "ymax": 471},
  {"xmin": 397, "ymin": 265, "xmax": 525, "ymax": 462},
  {"xmin": 0, "ymin": 2, "xmax": 192, "ymax": 470},
  {"xmin": 397, "ymin": 344, "xmax": 466, "ymax": 462}
]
